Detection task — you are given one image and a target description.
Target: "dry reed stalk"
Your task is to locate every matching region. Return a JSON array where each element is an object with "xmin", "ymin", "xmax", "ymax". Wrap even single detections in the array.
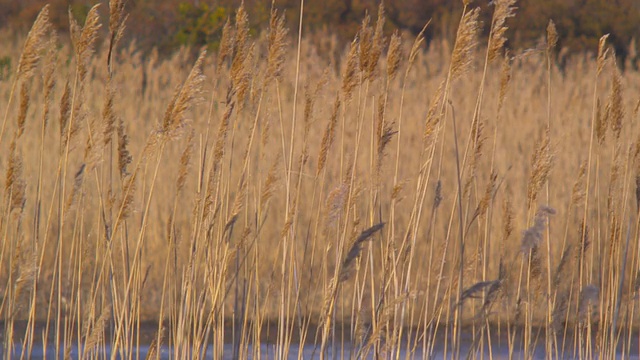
[
  {"xmin": 83, "ymin": 305, "xmax": 110, "ymax": 354},
  {"xmin": 110, "ymin": 49, "xmax": 208, "ymax": 354}
]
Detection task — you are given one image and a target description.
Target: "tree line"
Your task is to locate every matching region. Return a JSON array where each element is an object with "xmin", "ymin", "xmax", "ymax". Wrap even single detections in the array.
[{"xmin": 1, "ymin": 0, "xmax": 639, "ymax": 65}]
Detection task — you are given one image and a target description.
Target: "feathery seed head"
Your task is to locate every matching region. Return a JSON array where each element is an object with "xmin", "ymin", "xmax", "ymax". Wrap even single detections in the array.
[
  {"xmin": 217, "ymin": 17, "xmax": 234, "ymax": 69},
  {"xmin": 342, "ymin": 38, "xmax": 359, "ymax": 102},
  {"xmin": 488, "ymin": 0, "xmax": 517, "ymax": 62},
  {"xmin": 451, "ymin": 8, "xmax": 480, "ymax": 80},
  {"xmin": 17, "ymin": 5, "xmax": 51, "ymax": 80},
  {"xmin": 596, "ymin": 98, "xmax": 606, "ymax": 144},
  {"xmin": 386, "ymin": 31, "xmax": 402, "ymax": 80},
  {"xmin": 546, "ymin": 20, "xmax": 558, "ymax": 53},
  {"xmin": 521, "ymin": 205, "xmax": 555, "ymax": 254},
  {"xmin": 176, "ymin": 131, "xmax": 195, "ymax": 194},
  {"xmin": 16, "ymin": 82, "xmax": 31, "ymax": 139},
  {"xmin": 161, "ymin": 50, "xmax": 206, "ymax": 140},
  {"xmin": 498, "ymin": 52, "xmax": 512, "ymax": 112},
  {"xmin": 606, "ymin": 64, "xmax": 624, "ymax": 140},
  {"xmin": 526, "ymin": 129, "xmax": 553, "ymax": 209},
  {"xmin": 71, "ymin": 4, "xmax": 102, "ymax": 82},
  {"xmin": 578, "ymin": 284, "xmax": 599, "ymax": 320},
  {"xmin": 367, "ymin": 3, "xmax": 385, "ymax": 80},
  {"xmin": 265, "ymin": 4, "xmax": 289, "ymax": 84},
  {"xmin": 596, "ymin": 34, "xmax": 610, "ymax": 75},
  {"xmin": 42, "ymin": 35, "xmax": 58, "ymax": 131},
  {"xmin": 317, "ymin": 94, "xmax": 340, "ymax": 176},
  {"xmin": 358, "ymin": 13, "xmax": 373, "ymax": 79}
]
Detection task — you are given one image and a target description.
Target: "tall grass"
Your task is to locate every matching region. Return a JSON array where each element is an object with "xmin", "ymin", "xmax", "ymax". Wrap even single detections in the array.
[{"xmin": 1, "ymin": 1, "xmax": 640, "ymax": 359}]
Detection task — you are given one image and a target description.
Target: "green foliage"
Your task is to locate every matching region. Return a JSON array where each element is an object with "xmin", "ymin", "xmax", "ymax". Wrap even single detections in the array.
[
  {"xmin": 174, "ymin": 2, "xmax": 227, "ymax": 50},
  {"xmin": 69, "ymin": 3, "xmax": 91, "ymax": 25}
]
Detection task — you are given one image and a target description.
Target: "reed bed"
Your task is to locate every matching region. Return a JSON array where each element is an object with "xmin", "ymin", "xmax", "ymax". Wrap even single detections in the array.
[{"xmin": 1, "ymin": 1, "xmax": 640, "ymax": 359}]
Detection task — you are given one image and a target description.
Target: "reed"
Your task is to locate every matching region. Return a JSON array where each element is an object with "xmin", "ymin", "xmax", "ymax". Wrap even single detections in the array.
[{"xmin": 1, "ymin": 2, "xmax": 640, "ymax": 359}]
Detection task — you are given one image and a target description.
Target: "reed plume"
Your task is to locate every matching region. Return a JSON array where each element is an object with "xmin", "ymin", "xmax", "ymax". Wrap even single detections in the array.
[
  {"xmin": 265, "ymin": 2, "xmax": 288, "ymax": 84},
  {"xmin": 450, "ymin": 8, "xmax": 480, "ymax": 80},
  {"xmin": 342, "ymin": 38, "xmax": 359, "ymax": 102},
  {"xmin": 521, "ymin": 205, "xmax": 556, "ymax": 254},
  {"xmin": 102, "ymin": 80, "xmax": 117, "ymax": 145},
  {"xmin": 15, "ymin": 82, "xmax": 30, "ymax": 139},
  {"xmin": 526, "ymin": 129, "xmax": 553, "ymax": 210},
  {"xmin": 117, "ymin": 116, "xmax": 132, "ymax": 178},
  {"xmin": 386, "ymin": 31, "xmax": 402, "ymax": 80},
  {"xmin": 488, "ymin": 0, "xmax": 517, "ymax": 62},
  {"xmin": 596, "ymin": 34, "xmax": 610, "ymax": 76},
  {"xmin": 546, "ymin": 20, "xmax": 558, "ymax": 53},
  {"xmin": 339, "ymin": 223, "xmax": 385, "ymax": 282},
  {"xmin": 578, "ymin": 284, "xmax": 599, "ymax": 321},
  {"xmin": 69, "ymin": 4, "xmax": 102, "ymax": 82},
  {"xmin": 176, "ymin": 131, "xmax": 195, "ymax": 194},
  {"xmin": 5, "ymin": 138, "xmax": 26, "ymax": 212},
  {"xmin": 108, "ymin": 0, "xmax": 128, "ymax": 76},
  {"xmin": 217, "ymin": 17, "xmax": 234, "ymax": 69},
  {"xmin": 161, "ymin": 50, "xmax": 206, "ymax": 140},
  {"xmin": 316, "ymin": 94, "xmax": 340, "ymax": 176},
  {"xmin": 605, "ymin": 64, "xmax": 624, "ymax": 140},
  {"xmin": 17, "ymin": 5, "xmax": 51, "ymax": 80},
  {"xmin": 230, "ymin": 5, "xmax": 252, "ymax": 105},
  {"xmin": 498, "ymin": 53, "xmax": 512, "ymax": 113}
]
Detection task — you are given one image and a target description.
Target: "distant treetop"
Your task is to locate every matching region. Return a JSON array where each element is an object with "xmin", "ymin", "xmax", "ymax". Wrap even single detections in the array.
[{"xmin": 1, "ymin": 0, "xmax": 638, "ymax": 64}]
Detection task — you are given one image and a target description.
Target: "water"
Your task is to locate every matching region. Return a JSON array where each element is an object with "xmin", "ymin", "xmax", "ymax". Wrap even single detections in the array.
[{"xmin": 6, "ymin": 342, "xmax": 640, "ymax": 359}]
